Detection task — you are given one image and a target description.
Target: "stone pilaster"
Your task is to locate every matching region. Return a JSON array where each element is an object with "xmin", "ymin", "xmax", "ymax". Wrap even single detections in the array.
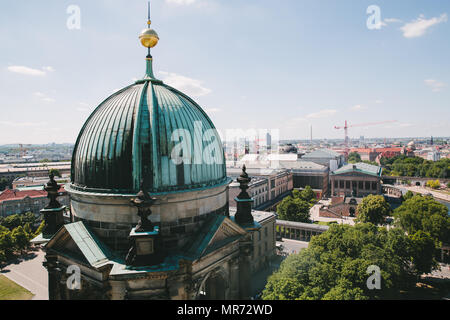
[{"xmin": 43, "ymin": 254, "xmax": 61, "ymax": 300}]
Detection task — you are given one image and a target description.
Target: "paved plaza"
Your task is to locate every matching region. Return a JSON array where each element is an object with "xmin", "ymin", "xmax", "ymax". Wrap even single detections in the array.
[{"xmin": 0, "ymin": 248, "xmax": 48, "ymax": 300}]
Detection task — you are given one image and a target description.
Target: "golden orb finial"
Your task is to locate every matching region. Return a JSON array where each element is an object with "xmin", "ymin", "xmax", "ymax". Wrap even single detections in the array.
[{"xmin": 139, "ymin": 28, "xmax": 159, "ymax": 48}]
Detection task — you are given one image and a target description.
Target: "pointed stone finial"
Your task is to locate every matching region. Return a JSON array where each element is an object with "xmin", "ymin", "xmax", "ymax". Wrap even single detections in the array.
[
  {"xmin": 44, "ymin": 172, "xmax": 61, "ymax": 209},
  {"xmin": 234, "ymin": 165, "xmax": 254, "ymax": 225},
  {"xmin": 130, "ymin": 180, "xmax": 156, "ymax": 232},
  {"xmin": 237, "ymin": 164, "xmax": 251, "ymax": 195}
]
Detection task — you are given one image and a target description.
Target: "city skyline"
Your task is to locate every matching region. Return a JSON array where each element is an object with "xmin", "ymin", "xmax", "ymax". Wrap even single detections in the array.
[{"xmin": 1, "ymin": 0, "xmax": 450, "ymax": 144}]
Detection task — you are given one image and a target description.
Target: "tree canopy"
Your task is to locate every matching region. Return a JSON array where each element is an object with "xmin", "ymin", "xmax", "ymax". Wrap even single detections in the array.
[
  {"xmin": 381, "ymin": 156, "xmax": 450, "ymax": 178},
  {"xmin": 277, "ymin": 186, "xmax": 316, "ymax": 222},
  {"xmin": 277, "ymin": 196, "xmax": 310, "ymax": 222},
  {"xmin": 0, "ymin": 212, "xmax": 39, "ymax": 265},
  {"xmin": 49, "ymin": 168, "xmax": 61, "ymax": 178},
  {"xmin": 263, "ymin": 223, "xmax": 421, "ymax": 300},
  {"xmin": 356, "ymin": 195, "xmax": 392, "ymax": 225},
  {"xmin": 348, "ymin": 152, "xmax": 362, "ymax": 164},
  {"xmin": 394, "ymin": 194, "xmax": 450, "ymax": 245}
]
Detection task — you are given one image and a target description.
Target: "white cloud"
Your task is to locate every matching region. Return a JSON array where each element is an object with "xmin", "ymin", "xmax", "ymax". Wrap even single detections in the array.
[
  {"xmin": 34, "ymin": 92, "xmax": 55, "ymax": 103},
  {"xmin": 401, "ymin": 14, "xmax": 447, "ymax": 38},
  {"xmin": 305, "ymin": 109, "xmax": 337, "ymax": 119},
  {"xmin": 158, "ymin": 71, "xmax": 211, "ymax": 97},
  {"xmin": 424, "ymin": 79, "xmax": 446, "ymax": 92},
  {"xmin": 7, "ymin": 65, "xmax": 55, "ymax": 76},
  {"xmin": 375, "ymin": 100, "xmax": 383, "ymax": 104}
]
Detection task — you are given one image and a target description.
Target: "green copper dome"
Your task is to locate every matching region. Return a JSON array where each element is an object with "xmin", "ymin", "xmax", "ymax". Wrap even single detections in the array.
[{"xmin": 71, "ymin": 69, "xmax": 227, "ymax": 194}]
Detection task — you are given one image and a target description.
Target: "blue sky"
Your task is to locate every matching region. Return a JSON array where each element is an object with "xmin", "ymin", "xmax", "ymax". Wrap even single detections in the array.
[{"xmin": 0, "ymin": 0, "xmax": 449, "ymax": 144}]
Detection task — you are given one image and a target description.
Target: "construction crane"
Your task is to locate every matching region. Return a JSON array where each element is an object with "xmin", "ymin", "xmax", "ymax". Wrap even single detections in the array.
[{"xmin": 334, "ymin": 120, "xmax": 397, "ymax": 153}]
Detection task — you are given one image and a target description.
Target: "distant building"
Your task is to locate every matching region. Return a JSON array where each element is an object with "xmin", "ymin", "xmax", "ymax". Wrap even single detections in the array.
[
  {"xmin": 266, "ymin": 132, "xmax": 272, "ymax": 150},
  {"xmin": 301, "ymin": 149, "xmax": 345, "ymax": 170},
  {"xmin": 227, "ymin": 167, "xmax": 293, "ymax": 210},
  {"xmin": 0, "ymin": 162, "xmax": 71, "ymax": 179},
  {"xmin": 281, "ymin": 161, "xmax": 329, "ymax": 198},
  {"xmin": 279, "ymin": 144, "xmax": 298, "ymax": 154},
  {"xmin": 351, "ymin": 147, "xmax": 404, "ymax": 163},
  {"xmin": 12, "ymin": 176, "xmax": 69, "ymax": 189},
  {"xmin": 330, "ymin": 162, "xmax": 382, "ymax": 197},
  {"xmin": 229, "ymin": 154, "xmax": 328, "ymax": 198},
  {"xmin": 427, "ymin": 151, "xmax": 441, "ymax": 162},
  {"xmin": 0, "ymin": 186, "xmax": 68, "ymax": 217}
]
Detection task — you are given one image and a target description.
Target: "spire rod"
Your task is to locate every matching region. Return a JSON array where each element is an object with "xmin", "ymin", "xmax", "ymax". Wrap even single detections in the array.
[
  {"xmin": 148, "ymin": 1, "xmax": 151, "ymax": 25},
  {"xmin": 139, "ymin": 1, "xmax": 159, "ymax": 80},
  {"xmin": 147, "ymin": 1, "xmax": 151, "ymax": 57}
]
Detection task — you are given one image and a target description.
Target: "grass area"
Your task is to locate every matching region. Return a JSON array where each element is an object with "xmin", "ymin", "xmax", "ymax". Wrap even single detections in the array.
[
  {"xmin": 313, "ymin": 221, "xmax": 338, "ymax": 226},
  {"xmin": 0, "ymin": 275, "xmax": 34, "ymax": 300}
]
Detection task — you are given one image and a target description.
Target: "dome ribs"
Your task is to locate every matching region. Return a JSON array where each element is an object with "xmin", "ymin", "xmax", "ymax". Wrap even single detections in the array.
[{"xmin": 71, "ymin": 81, "xmax": 227, "ymax": 194}]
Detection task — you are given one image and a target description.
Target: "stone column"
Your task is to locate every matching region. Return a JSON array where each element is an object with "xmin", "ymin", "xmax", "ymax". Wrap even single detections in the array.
[
  {"xmin": 229, "ymin": 260, "xmax": 240, "ymax": 299},
  {"xmin": 239, "ymin": 237, "xmax": 253, "ymax": 300},
  {"xmin": 43, "ymin": 254, "xmax": 61, "ymax": 300}
]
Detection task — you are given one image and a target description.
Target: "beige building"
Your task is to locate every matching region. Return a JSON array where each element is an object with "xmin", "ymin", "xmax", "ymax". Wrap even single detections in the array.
[
  {"xmin": 330, "ymin": 163, "xmax": 382, "ymax": 197},
  {"xmin": 227, "ymin": 167, "xmax": 293, "ymax": 210}
]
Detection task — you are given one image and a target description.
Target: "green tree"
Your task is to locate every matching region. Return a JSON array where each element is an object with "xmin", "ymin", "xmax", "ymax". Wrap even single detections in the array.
[
  {"xmin": 1, "ymin": 214, "xmax": 22, "ymax": 230},
  {"xmin": 23, "ymin": 223, "xmax": 33, "ymax": 241},
  {"xmin": 409, "ymin": 230, "xmax": 439, "ymax": 276},
  {"xmin": 403, "ymin": 190, "xmax": 414, "ymax": 201},
  {"xmin": 11, "ymin": 226, "xmax": 29, "ymax": 252},
  {"xmin": 348, "ymin": 152, "xmax": 361, "ymax": 164},
  {"xmin": 0, "ymin": 229, "xmax": 14, "ymax": 258},
  {"xmin": 20, "ymin": 212, "xmax": 36, "ymax": 226},
  {"xmin": 277, "ymin": 196, "xmax": 311, "ymax": 222},
  {"xmin": 34, "ymin": 220, "xmax": 45, "ymax": 237},
  {"xmin": 426, "ymin": 179, "xmax": 440, "ymax": 189},
  {"xmin": 394, "ymin": 194, "xmax": 450, "ymax": 245},
  {"xmin": 299, "ymin": 186, "xmax": 317, "ymax": 204},
  {"xmin": 262, "ymin": 223, "xmax": 416, "ymax": 300},
  {"xmin": 0, "ymin": 177, "xmax": 14, "ymax": 191},
  {"xmin": 356, "ymin": 195, "xmax": 392, "ymax": 225},
  {"xmin": 49, "ymin": 168, "xmax": 61, "ymax": 177}
]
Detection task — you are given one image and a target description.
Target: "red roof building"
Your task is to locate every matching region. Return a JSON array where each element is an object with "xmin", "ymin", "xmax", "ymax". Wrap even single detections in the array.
[{"xmin": 0, "ymin": 186, "xmax": 68, "ymax": 217}]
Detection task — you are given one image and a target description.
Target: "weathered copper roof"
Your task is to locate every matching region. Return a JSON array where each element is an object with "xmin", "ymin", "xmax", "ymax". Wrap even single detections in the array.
[{"xmin": 71, "ymin": 78, "xmax": 227, "ymax": 194}]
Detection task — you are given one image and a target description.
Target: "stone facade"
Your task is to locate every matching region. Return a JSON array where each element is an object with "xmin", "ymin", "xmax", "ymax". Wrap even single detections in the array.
[
  {"xmin": 227, "ymin": 168, "xmax": 293, "ymax": 210},
  {"xmin": 331, "ymin": 172, "xmax": 381, "ymax": 197}
]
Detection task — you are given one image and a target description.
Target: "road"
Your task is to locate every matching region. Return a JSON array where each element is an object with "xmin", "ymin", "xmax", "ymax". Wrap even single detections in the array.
[
  {"xmin": 277, "ymin": 238, "xmax": 309, "ymax": 255},
  {"xmin": 0, "ymin": 249, "xmax": 48, "ymax": 300},
  {"xmin": 404, "ymin": 186, "xmax": 450, "ymax": 202}
]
